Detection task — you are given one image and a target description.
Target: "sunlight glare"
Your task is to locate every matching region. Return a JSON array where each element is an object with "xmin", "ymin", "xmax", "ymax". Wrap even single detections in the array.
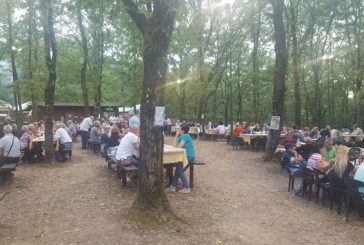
[{"xmin": 211, "ymin": 0, "xmax": 235, "ymax": 9}]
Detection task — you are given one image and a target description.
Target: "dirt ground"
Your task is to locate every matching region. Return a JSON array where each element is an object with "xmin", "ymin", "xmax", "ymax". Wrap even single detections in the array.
[{"xmin": 0, "ymin": 137, "xmax": 363, "ymax": 245}]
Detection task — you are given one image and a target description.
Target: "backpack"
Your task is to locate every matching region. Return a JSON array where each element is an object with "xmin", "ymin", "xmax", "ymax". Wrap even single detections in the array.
[{"xmin": 281, "ymin": 151, "xmax": 293, "ymax": 169}]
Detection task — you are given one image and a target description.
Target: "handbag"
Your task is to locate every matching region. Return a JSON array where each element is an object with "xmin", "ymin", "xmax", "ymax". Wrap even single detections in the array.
[{"xmin": 120, "ymin": 158, "xmax": 132, "ymax": 167}]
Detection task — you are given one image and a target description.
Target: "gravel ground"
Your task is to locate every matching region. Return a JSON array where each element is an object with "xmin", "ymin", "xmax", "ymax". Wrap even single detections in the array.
[{"xmin": 0, "ymin": 137, "xmax": 363, "ymax": 245}]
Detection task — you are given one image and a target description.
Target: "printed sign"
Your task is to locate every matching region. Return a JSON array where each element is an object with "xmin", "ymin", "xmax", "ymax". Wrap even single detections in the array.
[
  {"xmin": 270, "ymin": 116, "xmax": 280, "ymax": 130},
  {"xmin": 154, "ymin": 106, "xmax": 165, "ymax": 126}
]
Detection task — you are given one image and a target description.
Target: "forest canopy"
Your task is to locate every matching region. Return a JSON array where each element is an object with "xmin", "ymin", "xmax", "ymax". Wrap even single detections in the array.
[{"xmin": 0, "ymin": 0, "xmax": 363, "ymax": 128}]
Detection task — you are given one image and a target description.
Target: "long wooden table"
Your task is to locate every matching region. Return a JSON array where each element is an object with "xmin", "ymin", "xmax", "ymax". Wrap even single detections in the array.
[
  {"xmin": 342, "ymin": 133, "xmax": 363, "ymax": 142},
  {"xmin": 132, "ymin": 144, "xmax": 192, "ymax": 187}
]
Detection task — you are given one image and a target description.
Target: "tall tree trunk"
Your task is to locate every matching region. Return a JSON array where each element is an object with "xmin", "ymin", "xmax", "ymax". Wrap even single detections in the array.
[
  {"xmin": 93, "ymin": 0, "xmax": 104, "ymax": 118},
  {"xmin": 264, "ymin": 0, "xmax": 288, "ymax": 160},
  {"xmin": 27, "ymin": 0, "xmax": 36, "ymax": 122},
  {"xmin": 289, "ymin": 0, "xmax": 301, "ymax": 127},
  {"xmin": 6, "ymin": 0, "xmax": 22, "ymax": 126},
  {"xmin": 41, "ymin": 0, "xmax": 57, "ymax": 163},
  {"xmin": 251, "ymin": 6, "xmax": 261, "ymax": 123},
  {"xmin": 122, "ymin": 0, "xmax": 179, "ymax": 215},
  {"xmin": 76, "ymin": 1, "xmax": 90, "ymax": 116}
]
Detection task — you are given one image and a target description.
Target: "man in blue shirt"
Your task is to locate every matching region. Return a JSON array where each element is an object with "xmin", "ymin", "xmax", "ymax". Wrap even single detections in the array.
[
  {"xmin": 166, "ymin": 124, "xmax": 195, "ymax": 194},
  {"xmin": 128, "ymin": 112, "xmax": 140, "ymax": 127}
]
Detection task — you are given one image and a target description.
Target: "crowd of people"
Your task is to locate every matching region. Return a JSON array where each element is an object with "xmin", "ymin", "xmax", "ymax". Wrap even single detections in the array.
[{"xmin": 279, "ymin": 126, "xmax": 364, "ymax": 198}]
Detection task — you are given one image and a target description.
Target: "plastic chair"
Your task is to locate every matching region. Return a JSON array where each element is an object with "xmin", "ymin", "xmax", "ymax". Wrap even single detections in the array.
[
  {"xmin": 313, "ymin": 168, "xmax": 332, "ymax": 206},
  {"xmin": 326, "ymin": 171, "xmax": 348, "ymax": 215},
  {"xmin": 343, "ymin": 177, "xmax": 364, "ymax": 221}
]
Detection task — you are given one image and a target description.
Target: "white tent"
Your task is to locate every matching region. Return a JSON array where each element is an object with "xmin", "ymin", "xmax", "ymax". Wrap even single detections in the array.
[
  {"xmin": 0, "ymin": 100, "xmax": 12, "ymax": 110},
  {"xmin": 118, "ymin": 104, "xmax": 140, "ymax": 113}
]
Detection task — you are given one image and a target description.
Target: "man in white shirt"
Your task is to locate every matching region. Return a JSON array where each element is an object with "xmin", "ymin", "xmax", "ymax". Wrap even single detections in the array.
[
  {"xmin": 109, "ymin": 113, "xmax": 118, "ymax": 126},
  {"xmin": 0, "ymin": 124, "xmax": 20, "ymax": 164},
  {"xmin": 54, "ymin": 123, "xmax": 73, "ymax": 149},
  {"xmin": 54, "ymin": 123, "xmax": 73, "ymax": 161},
  {"xmin": 116, "ymin": 125, "xmax": 140, "ymax": 167},
  {"xmin": 79, "ymin": 116, "xmax": 94, "ymax": 149}
]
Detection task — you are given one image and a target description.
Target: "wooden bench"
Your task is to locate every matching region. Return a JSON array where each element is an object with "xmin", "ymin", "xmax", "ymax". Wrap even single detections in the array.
[
  {"xmin": 88, "ymin": 139, "xmax": 101, "ymax": 154},
  {"xmin": 109, "ymin": 156, "xmax": 139, "ymax": 187},
  {"xmin": 164, "ymin": 160, "xmax": 205, "ymax": 188},
  {"xmin": 108, "ymin": 157, "xmax": 204, "ymax": 189},
  {"xmin": 0, "ymin": 163, "xmax": 17, "ymax": 182},
  {"xmin": 184, "ymin": 160, "xmax": 204, "ymax": 188}
]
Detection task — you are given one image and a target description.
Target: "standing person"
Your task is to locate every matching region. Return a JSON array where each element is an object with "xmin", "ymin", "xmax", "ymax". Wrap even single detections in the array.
[
  {"xmin": 166, "ymin": 117, "xmax": 172, "ymax": 136},
  {"xmin": 128, "ymin": 112, "xmax": 140, "ymax": 127},
  {"xmin": 79, "ymin": 116, "xmax": 94, "ymax": 149},
  {"xmin": 166, "ymin": 124, "xmax": 195, "ymax": 194},
  {"xmin": 109, "ymin": 112, "xmax": 118, "ymax": 126},
  {"xmin": 0, "ymin": 125, "xmax": 20, "ymax": 180}
]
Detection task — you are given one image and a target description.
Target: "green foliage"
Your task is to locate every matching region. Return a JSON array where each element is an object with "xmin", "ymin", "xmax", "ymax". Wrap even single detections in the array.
[{"xmin": 0, "ymin": 0, "xmax": 362, "ymax": 128}]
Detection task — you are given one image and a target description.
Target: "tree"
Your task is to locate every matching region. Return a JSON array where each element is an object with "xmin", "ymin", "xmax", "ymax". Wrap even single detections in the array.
[
  {"xmin": 40, "ymin": 0, "xmax": 57, "ymax": 163},
  {"xmin": 76, "ymin": 0, "xmax": 90, "ymax": 116},
  {"xmin": 121, "ymin": 0, "xmax": 180, "ymax": 217},
  {"xmin": 289, "ymin": 0, "xmax": 301, "ymax": 127},
  {"xmin": 264, "ymin": 0, "xmax": 288, "ymax": 160},
  {"xmin": 6, "ymin": 0, "xmax": 23, "ymax": 126}
]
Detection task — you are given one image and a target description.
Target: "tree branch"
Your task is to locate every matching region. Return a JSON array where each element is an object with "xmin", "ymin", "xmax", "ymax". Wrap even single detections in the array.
[{"xmin": 121, "ymin": 0, "xmax": 146, "ymax": 34}]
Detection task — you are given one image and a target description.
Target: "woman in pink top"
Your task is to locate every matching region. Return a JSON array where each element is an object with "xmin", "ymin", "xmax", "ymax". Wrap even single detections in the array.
[
  {"xmin": 295, "ymin": 142, "xmax": 324, "ymax": 196},
  {"xmin": 19, "ymin": 125, "xmax": 34, "ymax": 162},
  {"xmin": 306, "ymin": 143, "xmax": 324, "ymax": 170}
]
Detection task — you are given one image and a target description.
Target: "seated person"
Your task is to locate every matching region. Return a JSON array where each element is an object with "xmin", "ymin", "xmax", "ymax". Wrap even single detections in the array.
[
  {"xmin": 0, "ymin": 124, "xmax": 20, "ymax": 164},
  {"xmin": 323, "ymin": 138, "xmax": 335, "ymax": 160},
  {"xmin": 166, "ymin": 124, "xmax": 194, "ymax": 194},
  {"xmin": 0, "ymin": 125, "xmax": 20, "ymax": 180},
  {"xmin": 333, "ymin": 130, "xmax": 345, "ymax": 145},
  {"xmin": 277, "ymin": 130, "xmax": 297, "ymax": 148},
  {"xmin": 66, "ymin": 120, "xmax": 77, "ymax": 140},
  {"xmin": 108, "ymin": 126, "xmax": 120, "ymax": 148},
  {"xmin": 233, "ymin": 122, "xmax": 244, "ymax": 136},
  {"xmin": 280, "ymin": 143, "xmax": 306, "ymax": 177},
  {"xmin": 90, "ymin": 121, "xmax": 101, "ymax": 144},
  {"xmin": 115, "ymin": 125, "xmax": 140, "ymax": 167},
  {"xmin": 296, "ymin": 142, "xmax": 324, "ymax": 196},
  {"xmin": 19, "ymin": 125, "xmax": 35, "ymax": 162},
  {"xmin": 306, "ymin": 143, "xmax": 324, "ymax": 171},
  {"xmin": 100, "ymin": 125, "xmax": 111, "ymax": 155},
  {"xmin": 308, "ymin": 127, "xmax": 319, "ymax": 138},
  {"xmin": 302, "ymin": 127, "xmax": 309, "ymax": 137},
  {"xmin": 326, "ymin": 145, "xmax": 355, "ymax": 178},
  {"xmin": 32, "ymin": 122, "xmax": 41, "ymax": 137},
  {"xmin": 27, "ymin": 123, "xmax": 44, "ymax": 160},
  {"xmin": 54, "ymin": 123, "xmax": 73, "ymax": 160},
  {"xmin": 100, "ymin": 125, "xmax": 111, "ymax": 144},
  {"xmin": 352, "ymin": 124, "xmax": 364, "ymax": 141},
  {"xmin": 292, "ymin": 125, "xmax": 304, "ymax": 142},
  {"xmin": 320, "ymin": 125, "xmax": 331, "ymax": 139},
  {"xmin": 253, "ymin": 123, "xmax": 261, "ymax": 132}
]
